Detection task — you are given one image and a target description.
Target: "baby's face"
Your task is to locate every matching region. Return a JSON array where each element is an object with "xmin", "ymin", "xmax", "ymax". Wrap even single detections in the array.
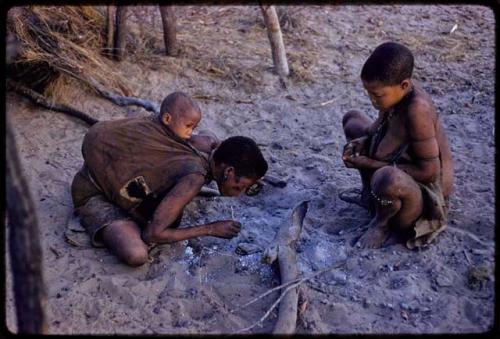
[
  {"xmin": 362, "ymin": 80, "xmax": 407, "ymax": 112},
  {"xmin": 168, "ymin": 108, "xmax": 201, "ymax": 140}
]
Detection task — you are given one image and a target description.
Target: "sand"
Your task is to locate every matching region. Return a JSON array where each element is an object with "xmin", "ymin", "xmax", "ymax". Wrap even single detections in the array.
[{"xmin": 5, "ymin": 4, "xmax": 495, "ymax": 334}]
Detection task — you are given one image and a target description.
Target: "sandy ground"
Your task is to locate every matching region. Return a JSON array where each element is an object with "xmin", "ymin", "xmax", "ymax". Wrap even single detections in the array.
[{"xmin": 5, "ymin": 5, "xmax": 495, "ymax": 334}]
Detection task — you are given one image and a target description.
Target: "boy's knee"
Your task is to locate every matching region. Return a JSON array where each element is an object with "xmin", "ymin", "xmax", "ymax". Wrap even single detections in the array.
[
  {"xmin": 342, "ymin": 110, "xmax": 363, "ymax": 127},
  {"xmin": 123, "ymin": 247, "xmax": 149, "ymax": 267},
  {"xmin": 371, "ymin": 166, "xmax": 401, "ymax": 195}
]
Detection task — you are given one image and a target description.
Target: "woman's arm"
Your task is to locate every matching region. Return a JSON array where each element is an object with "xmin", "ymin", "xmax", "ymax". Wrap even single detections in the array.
[{"xmin": 142, "ymin": 173, "xmax": 240, "ymax": 244}]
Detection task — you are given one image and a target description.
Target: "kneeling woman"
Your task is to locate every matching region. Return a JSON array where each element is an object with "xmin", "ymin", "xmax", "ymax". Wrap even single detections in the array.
[{"xmin": 71, "ymin": 114, "xmax": 267, "ymax": 266}]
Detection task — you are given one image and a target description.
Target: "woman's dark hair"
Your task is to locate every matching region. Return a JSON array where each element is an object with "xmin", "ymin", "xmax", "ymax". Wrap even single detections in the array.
[
  {"xmin": 213, "ymin": 136, "xmax": 268, "ymax": 179},
  {"xmin": 361, "ymin": 42, "xmax": 414, "ymax": 85}
]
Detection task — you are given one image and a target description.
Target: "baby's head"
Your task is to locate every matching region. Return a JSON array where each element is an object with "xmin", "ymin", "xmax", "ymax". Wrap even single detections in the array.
[
  {"xmin": 160, "ymin": 92, "xmax": 202, "ymax": 140},
  {"xmin": 361, "ymin": 42, "xmax": 414, "ymax": 111}
]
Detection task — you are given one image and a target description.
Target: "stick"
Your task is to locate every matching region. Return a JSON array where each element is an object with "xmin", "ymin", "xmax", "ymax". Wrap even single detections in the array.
[
  {"xmin": 259, "ymin": 4, "xmax": 289, "ymax": 77},
  {"xmin": 7, "ymin": 79, "xmax": 98, "ymax": 126},
  {"xmin": 235, "ymin": 260, "xmax": 345, "ymax": 311},
  {"xmin": 447, "ymin": 226, "xmax": 494, "ymax": 248},
  {"xmin": 6, "ymin": 117, "xmax": 48, "ymax": 334},
  {"xmin": 197, "ymin": 186, "xmax": 220, "ymax": 197},
  {"xmin": 234, "ymin": 280, "xmax": 298, "ymax": 334},
  {"xmin": 159, "ymin": 5, "xmax": 178, "ymax": 57}
]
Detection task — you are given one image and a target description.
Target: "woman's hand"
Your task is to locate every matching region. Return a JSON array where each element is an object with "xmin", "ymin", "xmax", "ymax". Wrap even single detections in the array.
[{"xmin": 207, "ymin": 220, "xmax": 242, "ymax": 238}]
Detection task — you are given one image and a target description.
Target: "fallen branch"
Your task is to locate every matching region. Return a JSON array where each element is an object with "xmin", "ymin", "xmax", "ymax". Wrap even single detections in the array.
[
  {"xmin": 7, "ymin": 79, "xmax": 98, "ymax": 126},
  {"xmin": 81, "ymin": 77, "xmax": 160, "ymax": 115},
  {"xmin": 264, "ymin": 200, "xmax": 308, "ymax": 334}
]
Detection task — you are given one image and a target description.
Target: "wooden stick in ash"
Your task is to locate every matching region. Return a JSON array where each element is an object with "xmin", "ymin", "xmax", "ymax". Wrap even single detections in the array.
[{"xmin": 262, "ymin": 200, "xmax": 309, "ymax": 334}]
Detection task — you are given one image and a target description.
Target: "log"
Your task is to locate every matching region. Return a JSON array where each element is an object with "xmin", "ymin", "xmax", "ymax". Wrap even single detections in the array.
[
  {"xmin": 7, "ymin": 79, "xmax": 98, "ymax": 126},
  {"xmin": 159, "ymin": 5, "xmax": 178, "ymax": 57},
  {"xmin": 113, "ymin": 6, "xmax": 128, "ymax": 61},
  {"xmin": 6, "ymin": 117, "xmax": 48, "ymax": 334},
  {"xmin": 106, "ymin": 6, "xmax": 114, "ymax": 54},
  {"xmin": 259, "ymin": 4, "xmax": 289, "ymax": 77},
  {"xmin": 262, "ymin": 201, "xmax": 308, "ymax": 334}
]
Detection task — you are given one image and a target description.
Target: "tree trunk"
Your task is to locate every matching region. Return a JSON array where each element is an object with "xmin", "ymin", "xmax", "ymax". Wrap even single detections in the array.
[
  {"xmin": 259, "ymin": 4, "xmax": 289, "ymax": 77},
  {"xmin": 106, "ymin": 6, "xmax": 114, "ymax": 55},
  {"xmin": 6, "ymin": 117, "xmax": 48, "ymax": 334},
  {"xmin": 159, "ymin": 6, "xmax": 178, "ymax": 56},
  {"xmin": 113, "ymin": 6, "xmax": 128, "ymax": 61}
]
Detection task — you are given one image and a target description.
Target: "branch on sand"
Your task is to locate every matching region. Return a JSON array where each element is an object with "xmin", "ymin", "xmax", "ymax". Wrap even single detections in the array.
[
  {"xmin": 6, "ymin": 117, "xmax": 48, "ymax": 334},
  {"xmin": 234, "ymin": 201, "xmax": 309, "ymax": 334},
  {"xmin": 7, "ymin": 79, "xmax": 98, "ymax": 126},
  {"xmin": 81, "ymin": 76, "xmax": 160, "ymax": 115}
]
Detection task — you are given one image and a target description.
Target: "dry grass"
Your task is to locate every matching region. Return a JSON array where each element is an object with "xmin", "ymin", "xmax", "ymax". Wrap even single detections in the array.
[{"xmin": 8, "ymin": 6, "xmax": 131, "ymax": 96}]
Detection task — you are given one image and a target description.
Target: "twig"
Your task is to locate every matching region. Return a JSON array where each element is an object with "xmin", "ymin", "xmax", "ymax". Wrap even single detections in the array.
[
  {"xmin": 230, "ymin": 205, "xmax": 235, "ymax": 220},
  {"xmin": 447, "ymin": 226, "xmax": 493, "ymax": 248},
  {"xmin": 233, "ymin": 260, "xmax": 345, "ymax": 312},
  {"xmin": 233, "ymin": 282, "xmax": 297, "ymax": 334},
  {"xmin": 463, "ymin": 249, "xmax": 472, "ymax": 265}
]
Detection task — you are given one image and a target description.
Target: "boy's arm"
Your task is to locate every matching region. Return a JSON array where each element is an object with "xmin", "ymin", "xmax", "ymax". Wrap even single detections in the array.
[
  {"xmin": 142, "ymin": 173, "xmax": 240, "ymax": 244},
  {"xmin": 397, "ymin": 100, "xmax": 440, "ymax": 183}
]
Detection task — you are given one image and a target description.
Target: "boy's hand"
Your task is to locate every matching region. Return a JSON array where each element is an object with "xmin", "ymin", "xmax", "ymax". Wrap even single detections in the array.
[
  {"xmin": 342, "ymin": 136, "xmax": 368, "ymax": 160},
  {"xmin": 344, "ymin": 154, "xmax": 372, "ymax": 169},
  {"xmin": 207, "ymin": 220, "xmax": 241, "ymax": 238}
]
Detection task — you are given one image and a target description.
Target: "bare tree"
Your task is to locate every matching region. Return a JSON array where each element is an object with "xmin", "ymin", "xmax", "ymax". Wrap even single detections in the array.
[
  {"xmin": 113, "ymin": 6, "xmax": 128, "ymax": 61},
  {"xmin": 159, "ymin": 6, "xmax": 178, "ymax": 57},
  {"xmin": 6, "ymin": 117, "xmax": 48, "ymax": 334},
  {"xmin": 259, "ymin": 4, "xmax": 289, "ymax": 77}
]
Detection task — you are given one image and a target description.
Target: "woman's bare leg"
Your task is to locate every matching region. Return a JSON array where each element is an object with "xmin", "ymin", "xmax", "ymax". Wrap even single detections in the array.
[{"xmin": 101, "ymin": 220, "xmax": 149, "ymax": 266}]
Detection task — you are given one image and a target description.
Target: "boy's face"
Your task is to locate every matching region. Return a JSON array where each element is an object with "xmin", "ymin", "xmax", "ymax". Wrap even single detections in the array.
[
  {"xmin": 362, "ymin": 80, "xmax": 409, "ymax": 112},
  {"xmin": 164, "ymin": 108, "xmax": 201, "ymax": 140}
]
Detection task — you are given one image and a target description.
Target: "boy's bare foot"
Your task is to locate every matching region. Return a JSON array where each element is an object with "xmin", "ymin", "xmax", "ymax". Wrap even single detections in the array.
[{"xmin": 356, "ymin": 219, "xmax": 390, "ymax": 249}]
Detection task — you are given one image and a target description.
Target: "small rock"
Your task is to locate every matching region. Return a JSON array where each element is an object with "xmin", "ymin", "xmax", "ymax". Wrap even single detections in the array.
[
  {"xmin": 235, "ymin": 242, "xmax": 261, "ymax": 255},
  {"xmin": 271, "ymin": 142, "xmax": 284, "ymax": 150},
  {"xmin": 362, "ymin": 298, "xmax": 371, "ymax": 309},
  {"xmin": 389, "ymin": 277, "xmax": 409, "ymax": 290},
  {"xmin": 435, "ymin": 273, "xmax": 453, "ymax": 287}
]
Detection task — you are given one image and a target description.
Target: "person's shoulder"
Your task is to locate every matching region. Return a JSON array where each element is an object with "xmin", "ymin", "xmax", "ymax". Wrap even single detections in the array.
[{"xmin": 406, "ymin": 86, "xmax": 437, "ymax": 122}]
